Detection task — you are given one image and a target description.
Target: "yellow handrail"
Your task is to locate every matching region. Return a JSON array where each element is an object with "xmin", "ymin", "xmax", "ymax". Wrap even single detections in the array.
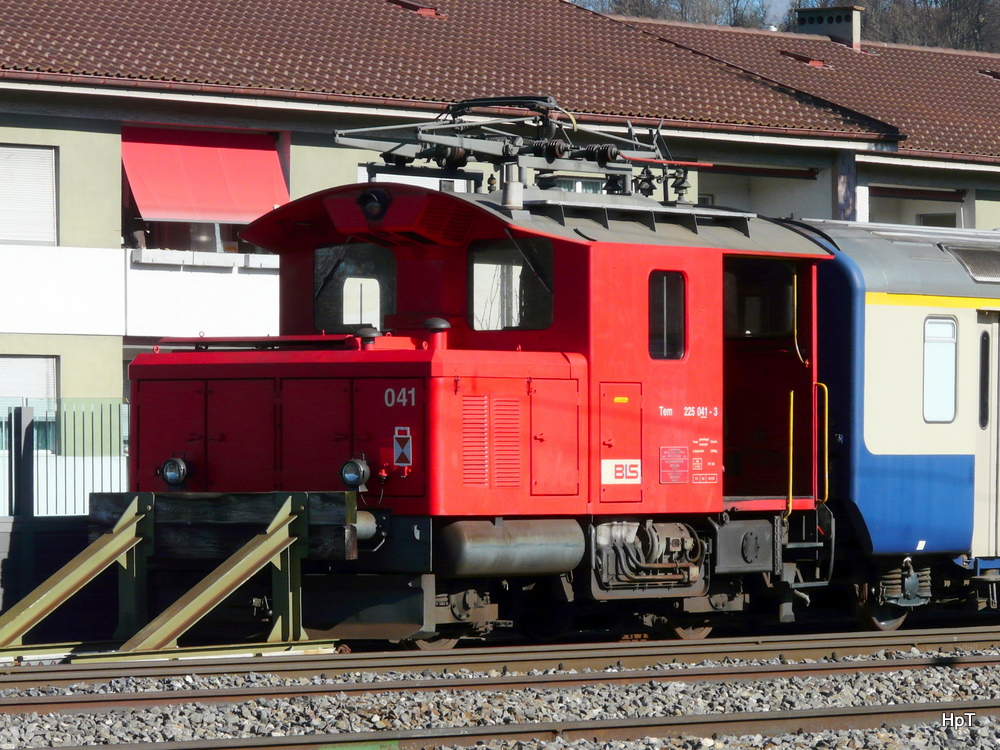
[
  {"xmin": 785, "ymin": 390, "xmax": 795, "ymax": 519},
  {"xmin": 816, "ymin": 382, "xmax": 830, "ymax": 503}
]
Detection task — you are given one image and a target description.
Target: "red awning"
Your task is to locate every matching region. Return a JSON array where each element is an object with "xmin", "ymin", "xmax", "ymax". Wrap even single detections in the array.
[{"xmin": 122, "ymin": 127, "xmax": 290, "ymax": 224}]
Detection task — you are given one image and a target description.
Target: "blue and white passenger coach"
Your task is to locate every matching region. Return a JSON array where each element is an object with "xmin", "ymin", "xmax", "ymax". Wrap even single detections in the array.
[{"xmin": 811, "ymin": 220, "xmax": 1000, "ymax": 628}]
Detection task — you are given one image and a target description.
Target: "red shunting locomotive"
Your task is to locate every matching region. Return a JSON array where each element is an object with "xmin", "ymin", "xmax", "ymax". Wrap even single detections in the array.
[{"xmin": 129, "ymin": 97, "xmax": 834, "ymax": 646}]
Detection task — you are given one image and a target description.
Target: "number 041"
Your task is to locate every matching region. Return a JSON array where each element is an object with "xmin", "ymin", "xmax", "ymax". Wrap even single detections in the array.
[{"xmin": 384, "ymin": 387, "xmax": 417, "ymax": 407}]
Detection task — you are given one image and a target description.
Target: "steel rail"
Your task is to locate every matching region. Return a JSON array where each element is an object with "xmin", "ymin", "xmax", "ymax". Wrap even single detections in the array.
[
  {"xmin": 47, "ymin": 697, "xmax": 1000, "ymax": 750},
  {"xmin": 2, "ymin": 652, "xmax": 999, "ymax": 717},
  {"xmin": 0, "ymin": 624, "xmax": 997, "ymax": 692}
]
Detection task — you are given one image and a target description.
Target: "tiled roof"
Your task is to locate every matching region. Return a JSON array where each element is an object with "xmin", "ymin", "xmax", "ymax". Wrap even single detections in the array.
[
  {"xmin": 6, "ymin": 1, "xmax": 998, "ymax": 159},
  {"xmin": 0, "ymin": 0, "xmax": 893, "ymax": 142},
  {"xmin": 626, "ymin": 19, "xmax": 1000, "ymax": 160}
]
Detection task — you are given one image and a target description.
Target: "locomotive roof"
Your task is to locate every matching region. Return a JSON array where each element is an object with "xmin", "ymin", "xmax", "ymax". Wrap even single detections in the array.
[
  {"xmin": 246, "ymin": 97, "xmax": 831, "ymax": 260},
  {"xmin": 809, "ymin": 220, "xmax": 1000, "ymax": 299},
  {"xmin": 243, "ymin": 180, "xmax": 831, "ymax": 259},
  {"xmin": 473, "ymin": 187, "xmax": 831, "ymax": 257}
]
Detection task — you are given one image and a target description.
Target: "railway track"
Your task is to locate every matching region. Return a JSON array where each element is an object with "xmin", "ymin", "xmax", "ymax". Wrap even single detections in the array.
[
  {"xmin": 1, "ymin": 624, "xmax": 999, "ymax": 690},
  {"xmin": 2, "ymin": 649, "xmax": 1000, "ymax": 717},
  {"xmin": 2, "ymin": 627, "xmax": 999, "ymax": 749}
]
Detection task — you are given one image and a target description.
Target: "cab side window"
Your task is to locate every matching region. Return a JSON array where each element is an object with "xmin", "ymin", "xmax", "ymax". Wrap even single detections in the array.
[
  {"xmin": 649, "ymin": 271, "xmax": 685, "ymax": 359},
  {"xmin": 314, "ymin": 243, "xmax": 396, "ymax": 333},
  {"xmin": 723, "ymin": 257, "xmax": 794, "ymax": 338},
  {"xmin": 468, "ymin": 238, "xmax": 553, "ymax": 331}
]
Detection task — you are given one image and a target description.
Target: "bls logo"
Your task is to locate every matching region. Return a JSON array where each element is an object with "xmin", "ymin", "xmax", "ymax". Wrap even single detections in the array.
[
  {"xmin": 601, "ymin": 459, "xmax": 642, "ymax": 485},
  {"xmin": 615, "ymin": 464, "xmax": 640, "ymax": 480}
]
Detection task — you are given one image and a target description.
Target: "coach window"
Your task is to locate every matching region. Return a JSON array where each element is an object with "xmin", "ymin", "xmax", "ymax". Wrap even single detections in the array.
[
  {"xmin": 468, "ymin": 238, "xmax": 553, "ymax": 331},
  {"xmin": 314, "ymin": 243, "xmax": 396, "ymax": 333},
  {"xmin": 923, "ymin": 317, "xmax": 957, "ymax": 423},
  {"xmin": 649, "ymin": 271, "xmax": 685, "ymax": 359}
]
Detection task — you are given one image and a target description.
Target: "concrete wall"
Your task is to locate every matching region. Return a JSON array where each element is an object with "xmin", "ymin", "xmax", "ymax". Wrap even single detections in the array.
[
  {"xmin": 698, "ymin": 172, "xmax": 751, "ymax": 209},
  {"xmin": 975, "ymin": 189, "xmax": 1000, "ymax": 230},
  {"xmin": 0, "ymin": 114, "xmax": 121, "ymax": 249},
  {"xmin": 0, "ymin": 333, "xmax": 123, "ymax": 400},
  {"xmin": 0, "ymin": 245, "xmax": 279, "ymax": 338},
  {"xmin": 750, "ymin": 170, "xmax": 833, "ymax": 221},
  {"xmin": 696, "ymin": 171, "xmax": 832, "ymax": 220},
  {"xmin": 289, "ymin": 136, "xmax": 379, "ymax": 198},
  {"xmin": 126, "ymin": 249, "xmax": 279, "ymax": 338},
  {"xmin": 0, "ymin": 244, "xmax": 126, "ymax": 336},
  {"xmin": 869, "ymin": 196, "xmax": 964, "ymax": 227}
]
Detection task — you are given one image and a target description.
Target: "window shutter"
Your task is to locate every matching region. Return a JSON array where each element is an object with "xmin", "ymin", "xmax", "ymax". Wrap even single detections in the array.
[
  {"xmin": 0, "ymin": 146, "xmax": 57, "ymax": 245},
  {"xmin": 0, "ymin": 356, "xmax": 58, "ymax": 399}
]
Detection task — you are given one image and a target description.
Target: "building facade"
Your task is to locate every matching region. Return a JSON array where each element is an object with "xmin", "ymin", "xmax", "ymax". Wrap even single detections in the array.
[{"xmin": 0, "ymin": 0, "xmax": 998, "ymax": 516}]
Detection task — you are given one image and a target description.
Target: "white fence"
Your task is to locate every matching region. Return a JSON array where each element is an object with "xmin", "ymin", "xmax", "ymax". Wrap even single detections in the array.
[{"xmin": 2, "ymin": 400, "xmax": 128, "ymax": 517}]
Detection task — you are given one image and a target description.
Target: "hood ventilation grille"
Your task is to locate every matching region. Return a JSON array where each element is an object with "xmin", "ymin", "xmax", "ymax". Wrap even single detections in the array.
[{"xmin": 944, "ymin": 244, "xmax": 1000, "ymax": 283}]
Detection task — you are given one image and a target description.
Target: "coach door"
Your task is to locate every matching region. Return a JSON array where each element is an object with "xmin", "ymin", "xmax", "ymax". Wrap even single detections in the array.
[{"xmin": 975, "ymin": 312, "xmax": 1000, "ymax": 557}]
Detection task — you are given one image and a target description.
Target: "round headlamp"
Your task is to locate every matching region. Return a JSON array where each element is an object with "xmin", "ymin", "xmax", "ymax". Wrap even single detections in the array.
[
  {"xmin": 160, "ymin": 457, "xmax": 188, "ymax": 486},
  {"xmin": 340, "ymin": 458, "xmax": 371, "ymax": 492},
  {"xmin": 356, "ymin": 189, "xmax": 391, "ymax": 222}
]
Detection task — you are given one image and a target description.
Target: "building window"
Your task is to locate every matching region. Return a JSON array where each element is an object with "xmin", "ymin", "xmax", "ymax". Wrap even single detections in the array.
[
  {"xmin": 121, "ymin": 127, "xmax": 288, "ymax": 253},
  {"xmin": 129, "ymin": 219, "xmax": 262, "ymax": 254},
  {"xmin": 357, "ymin": 166, "xmax": 470, "ymax": 192},
  {"xmin": 918, "ymin": 213, "xmax": 957, "ymax": 228},
  {"xmin": 924, "ymin": 317, "xmax": 957, "ymax": 423},
  {"xmin": 314, "ymin": 244, "xmax": 396, "ymax": 333},
  {"xmin": 0, "ymin": 145, "xmax": 57, "ymax": 245},
  {"xmin": 554, "ymin": 177, "xmax": 604, "ymax": 194},
  {"xmin": 0, "ymin": 355, "xmax": 58, "ymax": 451},
  {"xmin": 649, "ymin": 271, "xmax": 685, "ymax": 359},
  {"xmin": 342, "ymin": 278, "xmax": 382, "ymax": 327},
  {"xmin": 468, "ymin": 239, "xmax": 553, "ymax": 331}
]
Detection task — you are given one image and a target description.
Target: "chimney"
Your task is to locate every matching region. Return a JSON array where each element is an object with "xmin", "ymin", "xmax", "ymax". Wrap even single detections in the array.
[{"xmin": 795, "ymin": 6, "xmax": 863, "ymax": 49}]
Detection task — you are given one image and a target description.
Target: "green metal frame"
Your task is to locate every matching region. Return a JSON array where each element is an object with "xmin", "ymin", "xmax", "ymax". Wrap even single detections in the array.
[
  {"xmin": 0, "ymin": 491, "xmax": 334, "ymax": 651},
  {"xmin": 119, "ymin": 494, "xmax": 310, "ymax": 651},
  {"xmin": 0, "ymin": 494, "xmax": 152, "ymax": 647}
]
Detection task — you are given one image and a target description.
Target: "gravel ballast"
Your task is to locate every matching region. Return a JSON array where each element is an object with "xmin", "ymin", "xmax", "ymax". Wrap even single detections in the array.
[{"xmin": 0, "ymin": 648, "xmax": 997, "ymax": 748}]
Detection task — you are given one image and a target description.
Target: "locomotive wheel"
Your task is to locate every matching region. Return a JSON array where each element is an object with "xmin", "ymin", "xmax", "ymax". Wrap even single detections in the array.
[
  {"xmin": 858, "ymin": 601, "xmax": 908, "ymax": 632},
  {"xmin": 671, "ymin": 623, "xmax": 713, "ymax": 640},
  {"xmin": 404, "ymin": 635, "xmax": 460, "ymax": 651}
]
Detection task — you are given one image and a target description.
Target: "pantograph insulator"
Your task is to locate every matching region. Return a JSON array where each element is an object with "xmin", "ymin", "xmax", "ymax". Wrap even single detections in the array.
[
  {"xmin": 531, "ymin": 140, "xmax": 570, "ymax": 162},
  {"xmin": 583, "ymin": 144, "xmax": 620, "ymax": 166},
  {"xmin": 436, "ymin": 147, "xmax": 469, "ymax": 169}
]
